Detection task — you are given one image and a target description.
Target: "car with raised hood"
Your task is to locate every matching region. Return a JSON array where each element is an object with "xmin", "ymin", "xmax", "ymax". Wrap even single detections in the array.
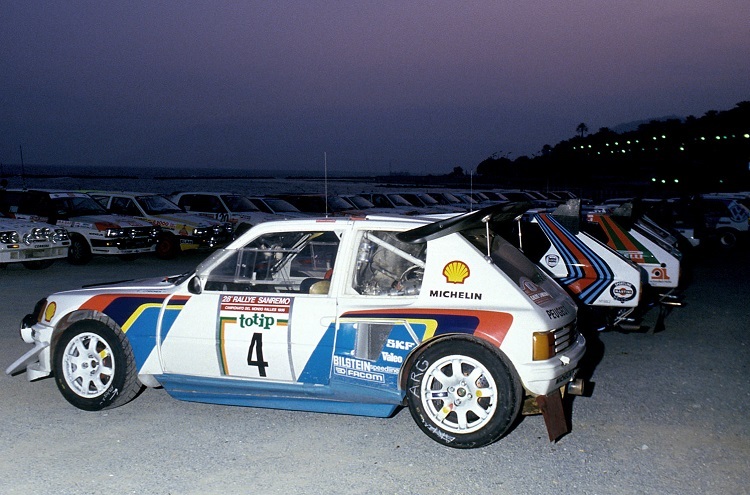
[
  {"xmin": 497, "ymin": 201, "xmax": 647, "ymax": 331},
  {"xmin": 89, "ymin": 191, "xmax": 233, "ymax": 259},
  {"xmin": 0, "ymin": 211, "xmax": 71, "ymax": 269},
  {"xmin": 0, "ymin": 189, "xmax": 160, "ymax": 265},
  {"xmin": 6, "ymin": 204, "xmax": 586, "ymax": 449}
]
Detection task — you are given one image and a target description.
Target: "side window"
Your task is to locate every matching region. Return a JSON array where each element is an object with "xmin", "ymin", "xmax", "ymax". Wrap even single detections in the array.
[
  {"xmin": 178, "ymin": 195, "xmax": 196, "ymax": 211},
  {"xmin": 205, "ymin": 230, "xmax": 340, "ymax": 294},
  {"xmin": 352, "ymin": 230, "xmax": 425, "ymax": 296},
  {"xmin": 110, "ymin": 197, "xmax": 133, "ymax": 215}
]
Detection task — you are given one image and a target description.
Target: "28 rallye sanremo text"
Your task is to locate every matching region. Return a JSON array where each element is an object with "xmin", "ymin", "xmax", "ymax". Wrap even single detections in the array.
[{"xmin": 6, "ymin": 204, "xmax": 587, "ymax": 448}]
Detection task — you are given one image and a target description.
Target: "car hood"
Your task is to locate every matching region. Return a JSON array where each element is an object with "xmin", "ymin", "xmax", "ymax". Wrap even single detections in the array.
[
  {"xmin": 65, "ymin": 214, "xmax": 153, "ymax": 227},
  {"xmin": 0, "ymin": 217, "xmax": 49, "ymax": 232},
  {"xmin": 151, "ymin": 213, "xmax": 222, "ymax": 227}
]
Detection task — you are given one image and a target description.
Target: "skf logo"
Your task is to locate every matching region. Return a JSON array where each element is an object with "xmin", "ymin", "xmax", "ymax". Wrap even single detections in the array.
[
  {"xmin": 443, "ymin": 260, "xmax": 470, "ymax": 284},
  {"xmin": 651, "ymin": 267, "xmax": 670, "ymax": 280}
]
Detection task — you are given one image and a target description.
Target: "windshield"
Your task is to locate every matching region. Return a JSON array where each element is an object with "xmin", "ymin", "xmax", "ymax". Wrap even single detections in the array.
[
  {"xmin": 262, "ymin": 198, "xmax": 302, "ymax": 213},
  {"xmin": 388, "ymin": 194, "xmax": 414, "ymax": 207},
  {"xmin": 52, "ymin": 196, "xmax": 107, "ymax": 216},
  {"xmin": 137, "ymin": 195, "xmax": 183, "ymax": 215},
  {"xmin": 327, "ymin": 196, "xmax": 357, "ymax": 211},
  {"xmin": 417, "ymin": 193, "xmax": 439, "ymax": 206},
  {"xmin": 222, "ymin": 195, "xmax": 261, "ymax": 212},
  {"xmin": 346, "ymin": 195, "xmax": 375, "ymax": 208}
]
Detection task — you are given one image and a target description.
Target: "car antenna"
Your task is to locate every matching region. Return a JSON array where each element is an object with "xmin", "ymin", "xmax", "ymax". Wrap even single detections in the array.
[
  {"xmin": 482, "ymin": 213, "xmax": 492, "ymax": 260},
  {"xmin": 19, "ymin": 145, "xmax": 27, "ymax": 190},
  {"xmin": 324, "ymin": 151, "xmax": 329, "ymax": 217}
]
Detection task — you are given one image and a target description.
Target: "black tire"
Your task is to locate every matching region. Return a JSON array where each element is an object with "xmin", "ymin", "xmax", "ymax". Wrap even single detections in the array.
[
  {"xmin": 406, "ymin": 338, "xmax": 522, "ymax": 449},
  {"xmin": 155, "ymin": 233, "xmax": 180, "ymax": 259},
  {"xmin": 22, "ymin": 259, "xmax": 55, "ymax": 270},
  {"xmin": 67, "ymin": 234, "xmax": 93, "ymax": 265},
  {"xmin": 715, "ymin": 228, "xmax": 738, "ymax": 250},
  {"xmin": 52, "ymin": 320, "xmax": 143, "ymax": 411}
]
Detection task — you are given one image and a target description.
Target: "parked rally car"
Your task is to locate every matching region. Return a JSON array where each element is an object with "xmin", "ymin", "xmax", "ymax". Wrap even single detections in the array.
[
  {"xmin": 0, "ymin": 211, "xmax": 71, "ymax": 269},
  {"xmin": 497, "ymin": 202, "xmax": 647, "ymax": 331},
  {"xmin": 168, "ymin": 191, "xmax": 280, "ymax": 237},
  {"xmin": 0, "ymin": 189, "xmax": 160, "ymax": 264},
  {"xmin": 6, "ymin": 204, "xmax": 586, "ymax": 449},
  {"xmin": 89, "ymin": 191, "xmax": 233, "ymax": 259}
]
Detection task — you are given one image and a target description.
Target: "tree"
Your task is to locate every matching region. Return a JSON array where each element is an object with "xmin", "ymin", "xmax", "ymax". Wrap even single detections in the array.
[{"xmin": 576, "ymin": 122, "xmax": 589, "ymax": 138}]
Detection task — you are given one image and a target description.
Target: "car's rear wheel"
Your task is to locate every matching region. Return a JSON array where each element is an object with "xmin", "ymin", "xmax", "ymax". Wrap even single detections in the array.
[
  {"xmin": 53, "ymin": 320, "xmax": 142, "ymax": 411},
  {"xmin": 67, "ymin": 234, "xmax": 93, "ymax": 265},
  {"xmin": 406, "ymin": 338, "xmax": 522, "ymax": 448},
  {"xmin": 155, "ymin": 233, "xmax": 180, "ymax": 259},
  {"xmin": 716, "ymin": 228, "xmax": 738, "ymax": 250}
]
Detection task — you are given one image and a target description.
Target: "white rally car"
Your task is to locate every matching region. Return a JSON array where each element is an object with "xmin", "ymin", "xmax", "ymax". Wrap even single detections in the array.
[
  {"xmin": 168, "ymin": 191, "xmax": 281, "ymax": 237},
  {"xmin": 0, "ymin": 212, "xmax": 71, "ymax": 269},
  {"xmin": 89, "ymin": 191, "xmax": 233, "ymax": 259},
  {"xmin": 6, "ymin": 204, "xmax": 586, "ymax": 449}
]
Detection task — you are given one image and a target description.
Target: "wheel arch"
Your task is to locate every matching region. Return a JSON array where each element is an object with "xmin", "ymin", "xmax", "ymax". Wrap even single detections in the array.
[
  {"xmin": 398, "ymin": 333, "xmax": 518, "ymax": 392},
  {"xmin": 50, "ymin": 309, "xmax": 122, "ymax": 351}
]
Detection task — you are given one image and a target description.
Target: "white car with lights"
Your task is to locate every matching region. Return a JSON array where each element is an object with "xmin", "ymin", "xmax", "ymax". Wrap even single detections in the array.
[
  {"xmin": 168, "ymin": 191, "xmax": 280, "ymax": 237},
  {"xmin": 0, "ymin": 212, "xmax": 71, "ymax": 269},
  {"xmin": 6, "ymin": 204, "xmax": 586, "ymax": 449},
  {"xmin": 0, "ymin": 189, "xmax": 160, "ymax": 264},
  {"xmin": 89, "ymin": 191, "xmax": 233, "ymax": 259}
]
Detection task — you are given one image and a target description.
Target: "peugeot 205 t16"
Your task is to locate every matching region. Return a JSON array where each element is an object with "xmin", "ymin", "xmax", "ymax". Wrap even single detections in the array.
[{"xmin": 6, "ymin": 204, "xmax": 586, "ymax": 448}]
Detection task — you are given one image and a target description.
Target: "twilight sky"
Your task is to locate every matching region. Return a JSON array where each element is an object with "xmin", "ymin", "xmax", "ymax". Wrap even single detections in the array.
[{"xmin": 2, "ymin": 1, "xmax": 748, "ymax": 175}]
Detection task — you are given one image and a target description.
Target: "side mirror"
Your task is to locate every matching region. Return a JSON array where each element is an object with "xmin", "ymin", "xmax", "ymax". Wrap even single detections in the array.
[{"xmin": 188, "ymin": 275, "xmax": 203, "ymax": 294}]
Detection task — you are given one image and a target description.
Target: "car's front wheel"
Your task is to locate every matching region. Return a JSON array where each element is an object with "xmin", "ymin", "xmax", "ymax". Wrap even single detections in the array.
[
  {"xmin": 52, "ymin": 320, "xmax": 142, "ymax": 411},
  {"xmin": 406, "ymin": 338, "xmax": 522, "ymax": 448},
  {"xmin": 67, "ymin": 234, "xmax": 93, "ymax": 265},
  {"xmin": 155, "ymin": 233, "xmax": 180, "ymax": 259}
]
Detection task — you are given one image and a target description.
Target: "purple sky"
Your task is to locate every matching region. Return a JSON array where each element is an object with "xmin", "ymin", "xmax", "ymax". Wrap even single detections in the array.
[{"xmin": 2, "ymin": 1, "xmax": 748, "ymax": 175}]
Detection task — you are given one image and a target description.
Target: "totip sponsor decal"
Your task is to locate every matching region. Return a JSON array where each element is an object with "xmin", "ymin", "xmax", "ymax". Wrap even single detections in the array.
[
  {"xmin": 443, "ymin": 260, "xmax": 470, "ymax": 284},
  {"xmin": 610, "ymin": 281, "xmax": 637, "ymax": 302}
]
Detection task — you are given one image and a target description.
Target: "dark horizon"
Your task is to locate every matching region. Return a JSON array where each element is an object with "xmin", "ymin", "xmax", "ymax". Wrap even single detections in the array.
[{"xmin": 2, "ymin": 3, "xmax": 748, "ymax": 175}]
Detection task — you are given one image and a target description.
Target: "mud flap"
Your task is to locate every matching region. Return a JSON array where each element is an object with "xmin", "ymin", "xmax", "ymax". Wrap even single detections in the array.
[{"xmin": 536, "ymin": 390, "xmax": 569, "ymax": 442}]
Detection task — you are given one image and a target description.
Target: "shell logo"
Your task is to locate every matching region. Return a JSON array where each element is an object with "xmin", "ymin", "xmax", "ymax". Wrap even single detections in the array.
[
  {"xmin": 44, "ymin": 302, "xmax": 57, "ymax": 322},
  {"xmin": 443, "ymin": 260, "xmax": 470, "ymax": 284}
]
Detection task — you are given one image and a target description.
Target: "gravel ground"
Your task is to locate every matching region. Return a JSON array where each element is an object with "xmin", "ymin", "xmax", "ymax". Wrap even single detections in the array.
[{"xmin": 1, "ymin": 246, "xmax": 748, "ymax": 495}]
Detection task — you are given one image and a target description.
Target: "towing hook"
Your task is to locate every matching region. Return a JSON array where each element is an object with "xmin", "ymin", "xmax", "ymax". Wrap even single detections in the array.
[{"xmin": 567, "ymin": 378, "xmax": 585, "ymax": 396}]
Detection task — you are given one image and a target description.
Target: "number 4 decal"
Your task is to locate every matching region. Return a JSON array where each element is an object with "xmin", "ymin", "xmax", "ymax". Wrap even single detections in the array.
[{"xmin": 247, "ymin": 332, "xmax": 269, "ymax": 376}]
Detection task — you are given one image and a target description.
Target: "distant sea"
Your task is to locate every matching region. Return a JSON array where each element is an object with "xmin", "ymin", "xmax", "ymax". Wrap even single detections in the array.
[{"xmin": 0, "ymin": 164, "xmax": 407, "ymax": 197}]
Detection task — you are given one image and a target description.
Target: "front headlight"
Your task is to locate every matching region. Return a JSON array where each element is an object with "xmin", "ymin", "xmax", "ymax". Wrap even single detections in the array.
[
  {"xmin": 193, "ymin": 227, "xmax": 208, "ymax": 236},
  {"xmin": 0, "ymin": 230, "xmax": 20, "ymax": 244},
  {"xmin": 52, "ymin": 228, "xmax": 70, "ymax": 242},
  {"xmin": 104, "ymin": 228, "xmax": 126, "ymax": 238}
]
